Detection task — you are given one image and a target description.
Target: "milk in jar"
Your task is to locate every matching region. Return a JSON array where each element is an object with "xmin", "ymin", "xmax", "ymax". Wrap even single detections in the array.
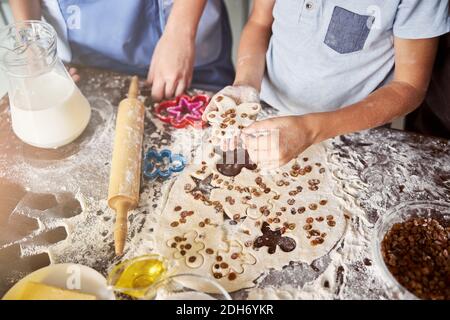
[
  {"xmin": 0, "ymin": 21, "xmax": 91, "ymax": 149},
  {"xmin": 10, "ymin": 71, "xmax": 91, "ymax": 148}
]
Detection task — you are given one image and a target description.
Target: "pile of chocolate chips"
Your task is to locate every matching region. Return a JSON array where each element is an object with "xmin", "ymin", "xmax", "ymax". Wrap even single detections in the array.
[{"xmin": 381, "ymin": 217, "xmax": 450, "ymax": 300}]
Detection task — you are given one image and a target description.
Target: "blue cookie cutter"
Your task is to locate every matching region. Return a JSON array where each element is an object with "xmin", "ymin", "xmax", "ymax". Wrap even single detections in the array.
[{"xmin": 143, "ymin": 149, "xmax": 186, "ymax": 180}]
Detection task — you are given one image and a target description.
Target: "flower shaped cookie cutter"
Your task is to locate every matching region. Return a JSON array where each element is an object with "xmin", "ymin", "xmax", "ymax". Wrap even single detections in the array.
[
  {"xmin": 143, "ymin": 149, "xmax": 186, "ymax": 180},
  {"xmin": 154, "ymin": 94, "xmax": 210, "ymax": 129}
]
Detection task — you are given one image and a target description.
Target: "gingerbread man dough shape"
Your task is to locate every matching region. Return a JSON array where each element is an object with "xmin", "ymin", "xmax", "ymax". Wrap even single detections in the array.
[
  {"xmin": 206, "ymin": 95, "xmax": 261, "ymax": 145},
  {"xmin": 167, "ymin": 231, "xmax": 205, "ymax": 269},
  {"xmin": 211, "ymin": 240, "xmax": 256, "ymax": 281}
]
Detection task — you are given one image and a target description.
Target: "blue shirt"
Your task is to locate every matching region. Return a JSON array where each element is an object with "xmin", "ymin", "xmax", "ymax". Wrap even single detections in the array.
[
  {"xmin": 261, "ymin": 0, "xmax": 450, "ymax": 115},
  {"xmin": 41, "ymin": 0, "xmax": 234, "ymax": 89}
]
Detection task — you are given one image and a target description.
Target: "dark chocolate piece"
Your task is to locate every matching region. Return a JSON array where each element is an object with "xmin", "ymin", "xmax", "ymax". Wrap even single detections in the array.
[
  {"xmin": 189, "ymin": 174, "xmax": 218, "ymax": 198},
  {"xmin": 216, "ymin": 149, "xmax": 257, "ymax": 177},
  {"xmin": 253, "ymin": 222, "xmax": 296, "ymax": 254}
]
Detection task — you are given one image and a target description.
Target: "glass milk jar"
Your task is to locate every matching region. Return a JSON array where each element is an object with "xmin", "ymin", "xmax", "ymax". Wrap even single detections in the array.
[{"xmin": 0, "ymin": 21, "xmax": 91, "ymax": 149}]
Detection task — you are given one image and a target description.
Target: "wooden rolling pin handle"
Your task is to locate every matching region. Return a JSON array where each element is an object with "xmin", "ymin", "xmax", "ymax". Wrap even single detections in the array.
[
  {"xmin": 114, "ymin": 200, "xmax": 131, "ymax": 256},
  {"xmin": 128, "ymin": 76, "xmax": 139, "ymax": 99}
]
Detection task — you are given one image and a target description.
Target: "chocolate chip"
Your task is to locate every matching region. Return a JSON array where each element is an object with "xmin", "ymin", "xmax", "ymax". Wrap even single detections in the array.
[
  {"xmin": 306, "ymin": 217, "xmax": 314, "ymax": 224},
  {"xmin": 206, "ymin": 248, "xmax": 214, "ymax": 254},
  {"xmin": 170, "ymin": 221, "xmax": 179, "ymax": 227},
  {"xmin": 188, "ymin": 256, "xmax": 197, "ymax": 263},
  {"xmin": 228, "ymin": 273, "xmax": 237, "ymax": 281},
  {"xmin": 213, "ymin": 273, "xmax": 223, "ymax": 279},
  {"xmin": 290, "ymin": 170, "xmax": 299, "ymax": 177},
  {"xmin": 231, "ymin": 253, "xmax": 239, "ymax": 259},
  {"xmin": 363, "ymin": 258, "xmax": 372, "ymax": 266},
  {"xmin": 309, "ymin": 204, "xmax": 318, "ymax": 210},
  {"xmin": 310, "ymin": 237, "xmax": 324, "ymax": 246},
  {"xmin": 327, "ymin": 220, "xmax": 336, "ymax": 227},
  {"xmin": 319, "ymin": 200, "xmax": 328, "ymax": 206},
  {"xmin": 303, "ymin": 224, "xmax": 313, "ymax": 231},
  {"xmin": 298, "ymin": 207, "xmax": 306, "ymax": 214},
  {"xmin": 220, "ymin": 262, "xmax": 229, "ymax": 269},
  {"xmin": 174, "ymin": 206, "xmax": 182, "ymax": 211}
]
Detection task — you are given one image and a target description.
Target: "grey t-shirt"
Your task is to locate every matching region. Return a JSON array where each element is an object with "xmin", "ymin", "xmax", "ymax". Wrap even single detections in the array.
[{"xmin": 261, "ymin": 0, "xmax": 450, "ymax": 115}]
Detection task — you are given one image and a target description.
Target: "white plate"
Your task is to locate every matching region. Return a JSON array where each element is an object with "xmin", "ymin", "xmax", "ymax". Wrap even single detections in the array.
[{"xmin": 2, "ymin": 263, "xmax": 115, "ymax": 300}]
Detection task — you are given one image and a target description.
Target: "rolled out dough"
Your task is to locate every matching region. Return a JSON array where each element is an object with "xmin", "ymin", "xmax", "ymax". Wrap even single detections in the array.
[{"xmin": 152, "ymin": 143, "xmax": 348, "ymax": 293}]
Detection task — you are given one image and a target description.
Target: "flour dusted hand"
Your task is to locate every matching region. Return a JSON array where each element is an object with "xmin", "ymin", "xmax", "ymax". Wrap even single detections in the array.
[{"xmin": 243, "ymin": 115, "xmax": 319, "ymax": 170}]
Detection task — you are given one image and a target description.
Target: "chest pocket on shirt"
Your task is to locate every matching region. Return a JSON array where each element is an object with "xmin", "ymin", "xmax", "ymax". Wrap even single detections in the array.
[{"xmin": 324, "ymin": 6, "xmax": 373, "ymax": 54}]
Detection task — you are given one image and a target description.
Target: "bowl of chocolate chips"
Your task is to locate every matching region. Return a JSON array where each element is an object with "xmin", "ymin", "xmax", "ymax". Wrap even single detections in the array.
[{"xmin": 372, "ymin": 201, "xmax": 450, "ymax": 300}]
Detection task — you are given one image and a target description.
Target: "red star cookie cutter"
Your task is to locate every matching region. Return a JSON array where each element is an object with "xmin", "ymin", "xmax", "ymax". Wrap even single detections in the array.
[{"xmin": 154, "ymin": 94, "xmax": 210, "ymax": 129}]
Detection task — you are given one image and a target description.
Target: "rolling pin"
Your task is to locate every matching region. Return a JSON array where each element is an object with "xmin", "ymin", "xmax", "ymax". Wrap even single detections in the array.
[{"xmin": 108, "ymin": 76, "xmax": 145, "ymax": 256}]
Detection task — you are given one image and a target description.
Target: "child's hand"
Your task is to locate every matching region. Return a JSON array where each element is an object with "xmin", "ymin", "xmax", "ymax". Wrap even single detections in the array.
[
  {"xmin": 242, "ymin": 116, "xmax": 318, "ymax": 169},
  {"xmin": 68, "ymin": 67, "xmax": 80, "ymax": 83},
  {"xmin": 147, "ymin": 33, "xmax": 195, "ymax": 101}
]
